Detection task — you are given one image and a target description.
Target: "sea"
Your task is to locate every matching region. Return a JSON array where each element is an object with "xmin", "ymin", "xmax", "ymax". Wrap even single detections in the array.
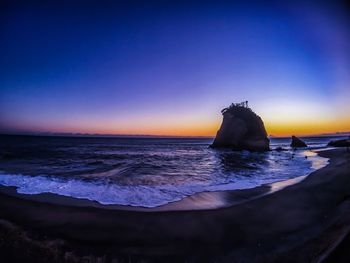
[{"xmin": 0, "ymin": 134, "xmax": 344, "ymax": 208}]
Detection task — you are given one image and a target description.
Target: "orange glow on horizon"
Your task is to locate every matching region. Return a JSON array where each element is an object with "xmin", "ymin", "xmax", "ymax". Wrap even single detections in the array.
[
  {"xmin": 16, "ymin": 116, "xmax": 350, "ymax": 138},
  {"xmin": 265, "ymin": 120, "xmax": 350, "ymax": 137}
]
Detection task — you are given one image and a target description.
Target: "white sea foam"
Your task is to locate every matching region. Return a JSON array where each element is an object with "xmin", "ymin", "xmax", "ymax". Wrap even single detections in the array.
[{"xmin": 0, "ymin": 150, "xmax": 328, "ymax": 207}]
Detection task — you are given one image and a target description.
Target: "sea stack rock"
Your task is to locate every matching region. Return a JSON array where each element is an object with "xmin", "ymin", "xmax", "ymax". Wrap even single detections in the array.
[
  {"xmin": 290, "ymin": 136, "xmax": 307, "ymax": 148},
  {"xmin": 211, "ymin": 101, "xmax": 270, "ymax": 151}
]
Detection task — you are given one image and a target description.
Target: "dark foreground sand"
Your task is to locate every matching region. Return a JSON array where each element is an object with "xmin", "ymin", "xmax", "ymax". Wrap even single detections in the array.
[{"xmin": 0, "ymin": 148, "xmax": 350, "ymax": 262}]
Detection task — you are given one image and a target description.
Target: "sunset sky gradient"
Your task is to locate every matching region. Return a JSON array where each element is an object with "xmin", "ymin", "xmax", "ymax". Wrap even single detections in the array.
[{"xmin": 0, "ymin": 0, "xmax": 349, "ymax": 137}]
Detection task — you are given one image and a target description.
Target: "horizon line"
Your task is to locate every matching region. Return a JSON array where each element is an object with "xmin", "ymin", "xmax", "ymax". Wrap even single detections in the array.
[{"xmin": 1, "ymin": 130, "xmax": 349, "ymax": 139}]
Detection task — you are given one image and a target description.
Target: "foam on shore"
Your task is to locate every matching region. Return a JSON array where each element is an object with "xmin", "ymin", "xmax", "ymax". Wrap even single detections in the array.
[{"xmin": 0, "ymin": 150, "xmax": 328, "ymax": 208}]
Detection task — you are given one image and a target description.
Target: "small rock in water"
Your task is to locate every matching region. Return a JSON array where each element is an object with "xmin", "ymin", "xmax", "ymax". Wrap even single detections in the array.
[
  {"xmin": 290, "ymin": 136, "xmax": 307, "ymax": 148},
  {"xmin": 275, "ymin": 147, "xmax": 286, "ymax": 151},
  {"xmin": 328, "ymin": 139, "xmax": 350, "ymax": 147}
]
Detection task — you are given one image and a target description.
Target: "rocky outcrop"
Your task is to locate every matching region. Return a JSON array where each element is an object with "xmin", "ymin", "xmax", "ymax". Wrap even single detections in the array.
[
  {"xmin": 211, "ymin": 103, "xmax": 269, "ymax": 151},
  {"xmin": 290, "ymin": 136, "xmax": 307, "ymax": 148},
  {"xmin": 328, "ymin": 139, "xmax": 350, "ymax": 147}
]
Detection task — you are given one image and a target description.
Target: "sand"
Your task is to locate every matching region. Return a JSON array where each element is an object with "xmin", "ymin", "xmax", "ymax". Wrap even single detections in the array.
[{"xmin": 0, "ymin": 148, "xmax": 350, "ymax": 262}]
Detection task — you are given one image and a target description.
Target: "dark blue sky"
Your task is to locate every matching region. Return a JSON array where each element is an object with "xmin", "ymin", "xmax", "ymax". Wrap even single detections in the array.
[{"xmin": 1, "ymin": 0, "xmax": 349, "ymax": 136}]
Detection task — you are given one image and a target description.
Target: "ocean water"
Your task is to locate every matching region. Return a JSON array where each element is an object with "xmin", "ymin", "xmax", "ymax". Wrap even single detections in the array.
[{"xmin": 0, "ymin": 135, "xmax": 340, "ymax": 208}]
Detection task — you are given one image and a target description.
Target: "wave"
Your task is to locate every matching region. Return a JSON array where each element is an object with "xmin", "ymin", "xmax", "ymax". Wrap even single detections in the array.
[
  {"xmin": 0, "ymin": 136, "xmax": 333, "ymax": 207},
  {"xmin": 0, "ymin": 150, "xmax": 328, "ymax": 207}
]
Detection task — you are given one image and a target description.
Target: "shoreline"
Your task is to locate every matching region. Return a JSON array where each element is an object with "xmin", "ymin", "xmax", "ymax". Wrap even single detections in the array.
[
  {"xmin": 0, "ymin": 148, "xmax": 349, "ymax": 262},
  {"xmin": 0, "ymin": 148, "xmax": 329, "ymax": 212},
  {"xmin": 0, "ymin": 172, "xmax": 315, "ymax": 212},
  {"xmin": 0, "ymin": 180, "xmax": 272, "ymax": 212}
]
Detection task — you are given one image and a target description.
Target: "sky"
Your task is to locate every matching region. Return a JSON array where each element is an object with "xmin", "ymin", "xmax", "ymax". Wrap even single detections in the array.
[{"xmin": 0, "ymin": 0, "xmax": 349, "ymax": 137}]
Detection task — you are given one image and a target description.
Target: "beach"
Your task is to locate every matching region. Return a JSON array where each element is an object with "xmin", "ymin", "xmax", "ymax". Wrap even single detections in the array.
[
  {"xmin": 2, "ymin": 0, "xmax": 350, "ymax": 261},
  {"xmin": 0, "ymin": 148, "xmax": 349, "ymax": 262}
]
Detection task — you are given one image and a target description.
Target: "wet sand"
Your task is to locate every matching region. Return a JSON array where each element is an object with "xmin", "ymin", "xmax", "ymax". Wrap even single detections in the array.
[{"xmin": 0, "ymin": 148, "xmax": 350, "ymax": 262}]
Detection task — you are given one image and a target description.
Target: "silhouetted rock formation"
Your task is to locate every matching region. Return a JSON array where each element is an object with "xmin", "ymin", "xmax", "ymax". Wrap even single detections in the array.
[
  {"xmin": 211, "ymin": 103, "xmax": 269, "ymax": 151},
  {"xmin": 275, "ymin": 147, "xmax": 287, "ymax": 151},
  {"xmin": 290, "ymin": 136, "xmax": 307, "ymax": 148},
  {"xmin": 328, "ymin": 139, "xmax": 350, "ymax": 147}
]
